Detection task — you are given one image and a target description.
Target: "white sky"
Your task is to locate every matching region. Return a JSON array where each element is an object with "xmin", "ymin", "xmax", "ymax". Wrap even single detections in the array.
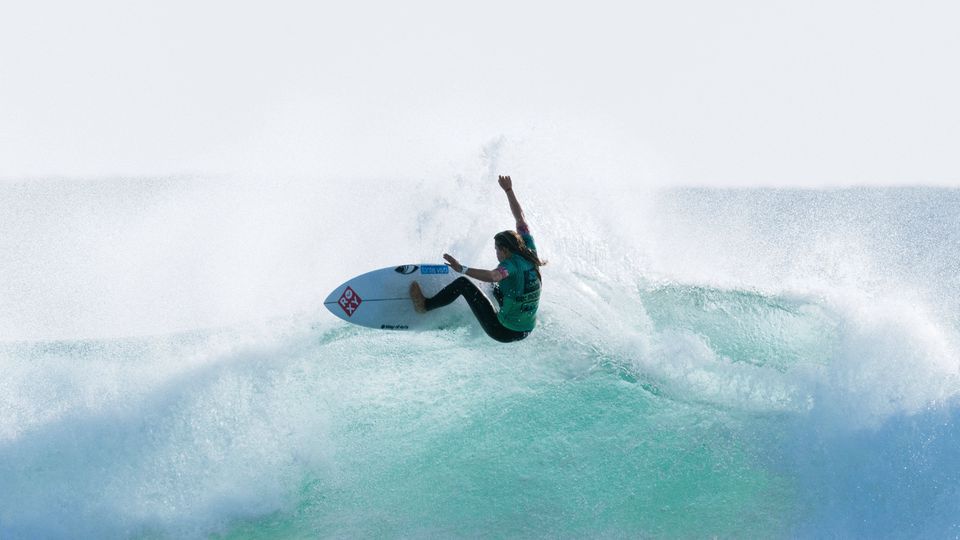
[{"xmin": 1, "ymin": 0, "xmax": 958, "ymax": 186}]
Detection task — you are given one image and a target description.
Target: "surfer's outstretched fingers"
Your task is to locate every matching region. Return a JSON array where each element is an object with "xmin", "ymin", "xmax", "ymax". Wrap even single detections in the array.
[{"xmin": 445, "ymin": 257, "xmax": 463, "ymax": 273}]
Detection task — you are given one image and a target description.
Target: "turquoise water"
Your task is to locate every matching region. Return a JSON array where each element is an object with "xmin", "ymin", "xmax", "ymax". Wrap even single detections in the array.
[{"xmin": 2, "ymin": 180, "xmax": 959, "ymax": 538}]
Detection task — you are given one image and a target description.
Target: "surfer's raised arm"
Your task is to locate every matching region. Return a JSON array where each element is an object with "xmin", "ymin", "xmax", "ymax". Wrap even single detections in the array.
[{"xmin": 499, "ymin": 175, "xmax": 528, "ymax": 230}]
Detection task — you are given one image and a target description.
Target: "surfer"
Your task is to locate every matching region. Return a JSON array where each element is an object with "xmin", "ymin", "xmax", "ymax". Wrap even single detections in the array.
[{"xmin": 410, "ymin": 175, "xmax": 545, "ymax": 343}]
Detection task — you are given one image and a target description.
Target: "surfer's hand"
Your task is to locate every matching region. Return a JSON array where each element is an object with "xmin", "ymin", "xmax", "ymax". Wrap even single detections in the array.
[
  {"xmin": 443, "ymin": 253, "xmax": 462, "ymax": 273},
  {"xmin": 498, "ymin": 175, "xmax": 512, "ymax": 191}
]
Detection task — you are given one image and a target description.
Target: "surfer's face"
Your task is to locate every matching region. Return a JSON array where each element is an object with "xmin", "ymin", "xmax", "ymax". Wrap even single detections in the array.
[{"xmin": 495, "ymin": 244, "xmax": 509, "ymax": 262}]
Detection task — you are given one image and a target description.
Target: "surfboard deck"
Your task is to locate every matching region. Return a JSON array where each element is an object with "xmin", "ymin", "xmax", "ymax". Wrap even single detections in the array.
[{"xmin": 324, "ymin": 264, "xmax": 469, "ymax": 330}]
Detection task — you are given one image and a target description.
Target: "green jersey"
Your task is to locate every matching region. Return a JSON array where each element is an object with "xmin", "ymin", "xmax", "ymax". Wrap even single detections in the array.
[{"xmin": 495, "ymin": 227, "xmax": 541, "ymax": 332}]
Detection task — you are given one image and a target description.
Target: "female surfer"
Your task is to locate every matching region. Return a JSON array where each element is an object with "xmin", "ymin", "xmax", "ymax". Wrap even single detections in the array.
[{"xmin": 410, "ymin": 175, "xmax": 545, "ymax": 343}]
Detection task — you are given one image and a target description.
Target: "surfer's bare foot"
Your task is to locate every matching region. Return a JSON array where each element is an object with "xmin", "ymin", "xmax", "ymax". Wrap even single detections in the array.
[{"xmin": 410, "ymin": 282, "xmax": 427, "ymax": 313}]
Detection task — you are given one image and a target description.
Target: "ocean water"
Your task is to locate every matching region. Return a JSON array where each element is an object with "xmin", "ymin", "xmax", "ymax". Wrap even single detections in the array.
[{"xmin": 2, "ymin": 172, "xmax": 959, "ymax": 538}]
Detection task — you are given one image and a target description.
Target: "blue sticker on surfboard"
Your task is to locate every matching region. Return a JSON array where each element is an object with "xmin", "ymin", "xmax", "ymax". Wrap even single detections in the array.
[{"xmin": 419, "ymin": 265, "xmax": 449, "ymax": 275}]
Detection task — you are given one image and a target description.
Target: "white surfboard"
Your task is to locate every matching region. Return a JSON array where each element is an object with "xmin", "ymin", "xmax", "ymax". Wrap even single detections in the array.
[{"xmin": 324, "ymin": 264, "xmax": 468, "ymax": 330}]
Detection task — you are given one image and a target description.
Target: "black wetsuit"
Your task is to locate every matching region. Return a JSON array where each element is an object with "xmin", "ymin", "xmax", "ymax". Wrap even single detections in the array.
[{"xmin": 425, "ymin": 277, "xmax": 529, "ymax": 343}]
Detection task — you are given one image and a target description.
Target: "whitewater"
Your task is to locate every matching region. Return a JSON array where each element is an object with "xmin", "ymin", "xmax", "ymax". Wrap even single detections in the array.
[{"xmin": 2, "ymin": 156, "xmax": 960, "ymax": 537}]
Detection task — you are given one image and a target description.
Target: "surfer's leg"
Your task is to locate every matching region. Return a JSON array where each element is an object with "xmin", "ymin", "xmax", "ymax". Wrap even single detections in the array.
[
  {"xmin": 465, "ymin": 293, "xmax": 528, "ymax": 343},
  {"xmin": 424, "ymin": 277, "xmax": 528, "ymax": 343},
  {"xmin": 423, "ymin": 277, "xmax": 483, "ymax": 310}
]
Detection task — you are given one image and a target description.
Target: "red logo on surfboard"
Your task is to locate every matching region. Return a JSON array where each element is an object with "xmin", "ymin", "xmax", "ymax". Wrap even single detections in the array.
[{"xmin": 338, "ymin": 286, "xmax": 362, "ymax": 317}]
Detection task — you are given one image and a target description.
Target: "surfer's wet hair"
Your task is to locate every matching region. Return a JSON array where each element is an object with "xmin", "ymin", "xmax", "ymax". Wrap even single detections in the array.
[{"xmin": 495, "ymin": 230, "xmax": 546, "ymax": 281}]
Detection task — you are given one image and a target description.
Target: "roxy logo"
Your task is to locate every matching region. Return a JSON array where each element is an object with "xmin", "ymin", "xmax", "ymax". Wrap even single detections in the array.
[{"xmin": 338, "ymin": 286, "xmax": 362, "ymax": 316}]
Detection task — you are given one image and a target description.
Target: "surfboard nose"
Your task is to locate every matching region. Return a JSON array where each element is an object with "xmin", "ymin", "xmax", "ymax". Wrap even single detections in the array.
[{"xmin": 322, "ymin": 263, "xmax": 464, "ymax": 330}]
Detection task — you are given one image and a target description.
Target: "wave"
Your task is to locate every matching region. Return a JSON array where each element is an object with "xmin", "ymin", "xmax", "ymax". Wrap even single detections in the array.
[{"xmin": 2, "ymin": 168, "xmax": 959, "ymax": 537}]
